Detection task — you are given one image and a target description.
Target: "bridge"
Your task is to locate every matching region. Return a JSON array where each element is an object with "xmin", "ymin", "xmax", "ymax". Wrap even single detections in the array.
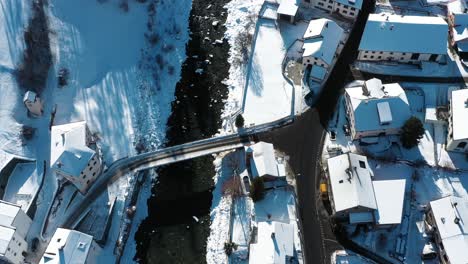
[{"xmin": 57, "ymin": 116, "xmax": 293, "ymax": 229}]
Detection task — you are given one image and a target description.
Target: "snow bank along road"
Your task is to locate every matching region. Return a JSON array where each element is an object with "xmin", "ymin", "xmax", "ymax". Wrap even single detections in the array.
[{"xmin": 60, "ymin": 117, "xmax": 293, "ymax": 229}]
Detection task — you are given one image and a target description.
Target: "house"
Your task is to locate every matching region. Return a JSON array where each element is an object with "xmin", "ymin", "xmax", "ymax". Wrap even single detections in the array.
[
  {"xmin": 249, "ymin": 221, "xmax": 295, "ymax": 264},
  {"xmin": 301, "ymin": 0, "xmax": 363, "ymax": 20},
  {"xmin": 277, "ymin": 0, "xmax": 299, "ymax": 23},
  {"xmin": 446, "ymin": 89, "xmax": 468, "ymax": 153},
  {"xmin": 0, "ymin": 200, "xmax": 32, "ymax": 264},
  {"xmin": 327, "ymin": 153, "xmax": 406, "ymax": 226},
  {"xmin": 40, "ymin": 228, "xmax": 102, "ymax": 264},
  {"xmin": 302, "ymin": 18, "xmax": 344, "ymax": 78},
  {"xmin": 23, "ymin": 91, "xmax": 43, "ymax": 117},
  {"xmin": 425, "ymin": 196, "xmax": 468, "ymax": 264},
  {"xmin": 448, "ymin": 0, "xmax": 468, "ymax": 60},
  {"xmin": 344, "ymin": 78, "xmax": 412, "ymax": 140},
  {"xmin": 245, "ymin": 142, "xmax": 284, "ymax": 180},
  {"xmin": 358, "ymin": 14, "xmax": 448, "ymax": 64},
  {"xmin": 50, "ymin": 121, "xmax": 102, "ymax": 193},
  {"xmin": 327, "ymin": 153, "xmax": 377, "ymax": 222}
]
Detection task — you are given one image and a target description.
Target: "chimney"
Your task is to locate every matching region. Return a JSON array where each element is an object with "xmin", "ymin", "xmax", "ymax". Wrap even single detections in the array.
[{"xmin": 454, "ymin": 217, "xmax": 460, "ymax": 224}]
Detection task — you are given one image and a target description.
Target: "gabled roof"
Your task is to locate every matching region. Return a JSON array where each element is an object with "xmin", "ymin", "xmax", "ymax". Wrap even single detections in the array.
[
  {"xmin": 51, "ymin": 121, "xmax": 95, "ymax": 177},
  {"xmin": 302, "ymin": 19, "xmax": 344, "ymax": 65},
  {"xmin": 429, "ymin": 196, "xmax": 468, "ymax": 264},
  {"xmin": 327, "ymin": 153, "xmax": 377, "ymax": 213},
  {"xmin": 249, "ymin": 221, "xmax": 294, "ymax": 264},
  {"xmin": 359, "ymin": 13, "xmax": 448, "ymax": 55},
  {"xmin": 245, "ymin": 142, "xmax": 279, "ymax": 178},
  {"xmin": 40, "ymin": 228, "xmax": 97, "ymax": 264},
  {"xmin": 450, "ymin": 89, "xmax": 468, "ymax": 140},
  {"xmin": 345, "ymin": 79, "xmax": 411, "ymax": 133}
]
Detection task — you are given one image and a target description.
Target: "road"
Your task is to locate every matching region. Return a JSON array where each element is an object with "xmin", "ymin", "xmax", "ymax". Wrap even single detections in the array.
[{"xmin": 58, "ymin": 117, "xmax": 293, "ymax": 229}]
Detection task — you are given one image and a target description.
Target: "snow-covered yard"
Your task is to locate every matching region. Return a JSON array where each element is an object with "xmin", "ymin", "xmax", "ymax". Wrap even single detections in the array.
[{"xmin": 324, "ymin": 80, "xmax": 468, "ymax": 262}]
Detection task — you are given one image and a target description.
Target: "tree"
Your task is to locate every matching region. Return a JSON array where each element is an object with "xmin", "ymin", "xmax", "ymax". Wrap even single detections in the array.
[
  {"xmin": 224, "ymin": 241, "xmax": 238, "ymax": 256},
  {"xmin": 235, "ymin": 114, "xmax": 245, "ymax": 128},
  {"xmin": 249, "ymin": 177, "xmax": 265, "ymax": 202},
  {"xmin": 400, "ymin": 116, "xmax": 425, "ymax": 149}
]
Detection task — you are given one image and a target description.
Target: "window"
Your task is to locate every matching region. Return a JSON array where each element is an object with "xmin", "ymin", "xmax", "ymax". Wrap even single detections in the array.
[
  {"xmin": 337, "ymin": 3, "xmax": 341, "ymax": 6},
  {"xmin": 402, "ymin": 52, "xmax": 406, "ymax": 55},
  {"xmin": 305, "ymin": 0, "xmax": 310, "ymax": 2},
  {"xmin": 93, "ymin": 172, "xmax": 96, "ymax": 176},
  {"xmin": 443, "ymin": 254, "xmax": 448, "ymax": 262},
  {"xmin": 363, "ymin": 55, "xmax": 367, "ymax": 58},
  {"xmin": 343, "ymin": 10, "xmax": 347, "ymax": 14},
  {"xmin": 89, "ymin": 166, "xmax": 93, "ymax": 171},
  {"xmin": 364, "ymin": 51, "xmax": 368, "ymax": 54},
  {"xmin": 307, "ymin": 59, "xmax": 310, "ymax": 63},
  {"xmin": 7, "ymin": 247, "xmax": 10, "ymax": 251},
  {"xmin": 350, "ymin": 12, "xmax": 354, "ymax": 16},
  {"xmin": 318, "ymin": 2, "xmax": 324, "ymax": 6},
  {"xmin": 429, "ymin": 54, "xmax": 438, "ymax": 62},
  {"xmin": 328, "ymin": 5, "xmax": 332, "ymax": 9},
  {"xmin": 339, "ymin": 180, "xmax": 344, "ymax": 183},
  {"xmin": 379, "ymin": 51, "xmax": 383, "ymax": 54},
  {"xmin": 18, "ymin": 242, "xmax": 21, "ymax": 246},
  {"xmin": 351, "ymin": 7, "xmax": 356, "ymax": 10},
  {"xmin": 370, "ymin": 56, "xmax": 374, "ymax": 59},
  {"xmin": 82, "ymin": 174, "xmax": 86, "ymax": 179},
  {"xmin": 378, "ymin": 56, "xmax": 382, "ymax": 59},
  {"xmin": 87, "ymin": 180, "xmax": 90, "ymax": 184},
  {"xmin": 359, "ymin": 160, "xmax": 366, "ymax": 168},
  {"xmin": 372, "ymin": 51, "xmax": 375, "ymax": 54},
  {"xmin": 457, "ymin": 142, "xmax": 467, "ymax": 149},
  {"xmin": 93, "ymin": 161, "xmax": 97, "ymax": 165},
  {"xmin": 390, "ymin": 52, "xmax": 394, "ymax": 55},
  {"xmin": 329, "ymin": 0, "xmax": 333, "ymax": 3},
  {"xmin": 321, "ymin": 63, "xmax": 325, "ymax": 67},
  {"xmin": 57, "ymin": 238, "xmax": 61, "ymax": 242},
  {"xmin": 12, "ymin": 237, "xmax": 15, "ymax": 241},
  {"xmin": 411, "ymin": 53, "xmax": 420, "ymax": 60},
  {"xmin": 14, "ymin": 253, "xmax": 16, "ymax": 256}
]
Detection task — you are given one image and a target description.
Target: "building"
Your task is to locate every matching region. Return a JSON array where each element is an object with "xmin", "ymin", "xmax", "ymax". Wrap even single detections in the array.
[
  {"xmin": 50, "ymin": 121, "xmax": 102, "ymax": 193},
  {"xmin": 23, "ymin": 91, "xmax": 43, "ymax": 117},
  {"xmin": 0, "ymin": 200, "xmax": 32, "ymax": 264},
  {"xmin": 301, "ymin": 0, "xmax": 363, "ymax": 20},
  {"xmin": 245, "ymin": 142, "xmax": 284, "ymax": 180},
  {"xmin": 277, "ymin": 0, "xmax": 299, "ymax": 23},
  {"xmin": 358, "ymin": 14, "xmax": 448, "ymax": 64},
  {"xmin": 425, "ymin": 196, "xmax": 468, "ymax": 264},
  {"xmin": 40, "ymin": 228, "xmax": 102, "ymax": 264},
  {"xmin": 448, "ymin": 0, "xmax": 468, "ymax": 60},
  {"xmin": 345, "ymin": 78, "xmax": 412, "ymax": 140},
  {"xmin": 302, "ymin": 18, "xmax": 344, "ymax": 79},
  {"xmin": 327, "ymin": 153, "xmax": 377, "ymax": 222},
  {"xmin": 327, "ymin": 153, "xmax": 405, "ymax": 226},
  {"xmin": 249, "ymin": 221, "xmax": 295, "ymax": 264},
  {"xmin": 447, "ymin": 89, "xmax": 468, "ymax": 153}
]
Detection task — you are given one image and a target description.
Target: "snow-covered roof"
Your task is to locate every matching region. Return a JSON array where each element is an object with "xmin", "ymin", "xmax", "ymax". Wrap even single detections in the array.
[
  {"xmin": 0, "ymin": 225, "xmax": 15, "ymax": 255},
  {"xmin": 450, "ymin": 89, "xmax": 468, "ymax": 140},
  {"xmin": 310, "ymin": 65, "xmax": 327, "ymax": 80},
  {"xmin": 302, "ymin": 19, "xmax": 344, "ymax": 65},
  {"xmin": 0, "ymin": 149, "xmax": 15, "ymax": 174},
  {"xmin": 372, "ymin": 180, "xmax": 406, "ymax": 225},
  {"xmin": 335, "ymin": 0, "xmax": 363, "ymax": 10},
  {"xmin": 429, "ymin": 196, "xmax": 468, "ymax": 264},
  {"xmin": 327, "ymin": 153, "xmax": 377, "ymax": 213},
  {"xmin": 345, "ymin": 79, "xmax": 411, "ymax": 133},
  {"xmin": 359, "ymin": 13, "xmax": 448, "ymax": 55},
  {"xmin": 277, "ymin": 0, "xmax": 298, "ymax": 17},
  {"xmin": 23, "ymin": 91, "xmax": 37, "ymax": 103},
  {"xmin": 0, "ymin": 200, "xmax": 21, "ymax": 228},
  {"xmin": 245, "ymin": 142, "xmax": 279, "ymax": 178},
  {"xmin": 249, "ymin": 221, "xmax": 294, "ymax": 264},
  {"xmin": 40, "ymin": 228, "xmax": 96, "ymax": 264},
  {"xmin": 51, "ymin": 121, "xmax": 95, "ymax": 177}
]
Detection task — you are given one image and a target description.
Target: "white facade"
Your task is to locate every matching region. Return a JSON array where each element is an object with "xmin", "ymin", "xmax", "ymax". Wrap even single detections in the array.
[
  {"xmin": 40, "ymin": 228, "xmax": 102, "ymax": 264},
  {"xmin": 301, "ymin": 0, "xmax": 361, "ymax": 20},
  {"xmin": 51, "ymin": 121, "xmax": 102, "ymax": 193},
  {"xmin": 302, "ymin": 18, "xmax": 345, "ymax": 73},
  {"xmin": 426, "ymin": 196, "xmax": 468, "ymax": 264},
  {"xmin": 0, "ymin": 200, "xmax": 32, "ymax": 264},
  {"xmin": 358, "ymin": 14, "xmax": 448, "ymax": 64},
  {"xmin": 345, "ymin": 78, "xmax": 411, "ymax": 140},
  {"xmin": 447, "ymin": 89, "xmax": 468, "ymax": 153},
  {"xmin": 23, "ymin": 91, "xmax": 43, "ymax": 116},
  {"xmin": 447, "ymin": 0, "xmax": 468, "ymax": 58}
]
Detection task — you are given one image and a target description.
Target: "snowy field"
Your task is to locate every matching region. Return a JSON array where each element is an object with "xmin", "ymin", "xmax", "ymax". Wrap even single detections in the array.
[{"xmin": 0, "ymin": 0, "xmax": 191, "ymax": 262}]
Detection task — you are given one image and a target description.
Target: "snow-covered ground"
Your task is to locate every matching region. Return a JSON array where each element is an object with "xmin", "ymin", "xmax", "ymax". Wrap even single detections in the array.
[
  {"xmin": 324, "ymin": 80, "xmax": 468, "ymax": 262},
  {"xmin": 1, "ymin": 0, "xmax": 191, "ymax": 262},
  {"xmin": 206, "ymin": 147, "xmax": 303, "ymax": 264},
  {"xmin": 332, "ymin": 250, "xmax": 377, "ymax": 264}
]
